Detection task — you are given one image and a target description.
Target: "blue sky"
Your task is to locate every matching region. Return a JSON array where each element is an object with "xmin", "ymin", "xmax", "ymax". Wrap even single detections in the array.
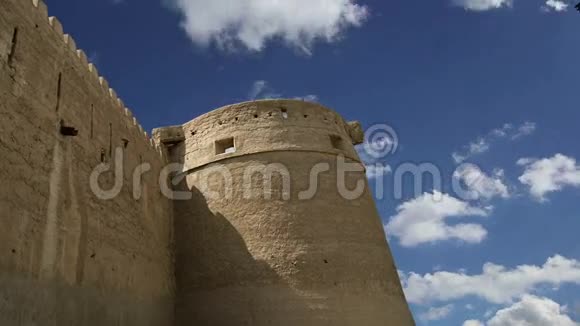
[{"xmin": 46, "ymin": 0, "xmax": 580, "ymax": 324}]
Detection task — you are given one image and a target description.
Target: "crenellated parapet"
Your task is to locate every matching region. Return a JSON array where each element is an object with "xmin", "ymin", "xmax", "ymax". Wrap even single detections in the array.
[{"xmin": 7, "ymin": 0, "xmax": 165, "ymax": 159}]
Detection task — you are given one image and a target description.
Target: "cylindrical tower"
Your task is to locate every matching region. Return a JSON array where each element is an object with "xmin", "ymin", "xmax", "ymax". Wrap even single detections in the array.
[{"xmin": 158, "ymin": 100, "xmax": 414, "ymax": 326}]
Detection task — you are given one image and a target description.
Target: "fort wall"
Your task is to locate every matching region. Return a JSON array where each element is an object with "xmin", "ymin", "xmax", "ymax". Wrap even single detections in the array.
[
  {"xmin": 0, "ymin": 0, "xmax": 174, "ymax": 325},
  {"xmin": 0, "ymin": 1, "xmax": 415, "ymax": 324}
]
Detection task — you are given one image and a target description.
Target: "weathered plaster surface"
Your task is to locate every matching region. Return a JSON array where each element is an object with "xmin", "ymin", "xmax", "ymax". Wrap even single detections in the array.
[
  {"xmin": 164, "ymin": 100, "xmax": 415, "ymax": 325},
  {"xmin": 0, "ymin": 1, "xmax": 174, "ymax": 325}
]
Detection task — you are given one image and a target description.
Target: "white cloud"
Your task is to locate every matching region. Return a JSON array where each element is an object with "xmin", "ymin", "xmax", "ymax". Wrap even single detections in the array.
[
  {"xmin": 518, "ymin": 154, "xmax": 580, "ymax": 201},
  {"xmin": 543, "ymin": 0, "xmax": 569, "ymax": 12},
  {"xmin": 366, "ymin": 164, "xmax": 392, "ymax": 179},
  {"xmin": 385, "ymin": 191, "xmax": 490, "ymax": 247},
  {"xmin": 419, "ymin": 304, "xmax": 454, "ymax": 321},
  {"xmin": 168, "ymin": 0, "xmax": 369, "ymax": 54},
  {"xmin": 463, "ymin": 320, "xmax": 485, "ymax": 326},
  {"xmin": 248, "ymin": 80, "xmax": 281, "ymax": 100},
  {"xmin": 249, "ymin": 80, "xmax": 267, "ymax": 99},
  {"xmin": 420, "ymin": 304, "xmax": 454, "ymax": 321},
  {"xmin": 454, "ymin": 164, "xmax": 510, "ymax": 200},
  {"xmin": 512, "ymin": 121, "xmax": 537, "ymax": 140},
  {"xmin": 453, "ymin": 122, "xmax": 536, "ymax": 164},
  {"xmin": 490, "ymin": 123, "xmax": 514, "ymax": 138},
  {"xmin": 488, "ymin": 295, "xmax": 577, "ymax": 326},
  {"xmin": 248, "ymin": 80, "xmax": 316, "ymax": 102},
  {"xmin": 401, "ymin": 255, "xmax": 580, "ymax": 305},
  {"xmin": 452, "ymin": 0, "xmax": 513, "ymax": 11}
]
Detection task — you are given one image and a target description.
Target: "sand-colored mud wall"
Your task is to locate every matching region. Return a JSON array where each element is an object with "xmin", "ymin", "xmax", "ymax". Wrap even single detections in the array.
[
  {"xmin": 0, "ymin": 1, "xmax": 174, "ymax": 325},
  {"xmin": 164, "ymin": 100, "xmax": 415, "ymax": 325}
]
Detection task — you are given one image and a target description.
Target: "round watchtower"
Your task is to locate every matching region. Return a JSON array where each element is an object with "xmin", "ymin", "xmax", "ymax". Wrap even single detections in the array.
[{"xmin": 159, "ymin": 100, "xmax": 414, "ymax": 326}]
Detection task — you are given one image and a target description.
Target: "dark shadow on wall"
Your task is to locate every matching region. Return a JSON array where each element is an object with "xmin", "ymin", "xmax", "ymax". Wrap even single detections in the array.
[
  {"xmin": 169, "ymin": 145, "xmax": 317, "ymax": 326},
  {"xmin": 173, "ymin": 187, "xmax": 323, "ymax": 326}
]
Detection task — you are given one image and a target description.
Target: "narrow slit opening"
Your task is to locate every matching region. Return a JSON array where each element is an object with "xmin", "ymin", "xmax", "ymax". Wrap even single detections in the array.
[
  {"xmin": 90, "ymin": 105, "xmax": 94, "ymax": 139},
  {"xmin": 55, "ymin": 73, "xmax": 62, "ymax": 111},
  {"xmin": 8, "ymin": 27, "xmax": 18, "ymax": 65},
  {"xmin": 108, "ymin": 123, "xmax": 113, "ymax": 158}
]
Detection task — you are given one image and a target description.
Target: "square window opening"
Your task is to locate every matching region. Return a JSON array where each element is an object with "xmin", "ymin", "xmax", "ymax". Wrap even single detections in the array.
[
  {"xmin": 215, "ymin": 137, "xmax": 236, "ymax": 155},
  {"xmin": 330, "ymin": 135, "xmax": 345, "ymax": 151}
]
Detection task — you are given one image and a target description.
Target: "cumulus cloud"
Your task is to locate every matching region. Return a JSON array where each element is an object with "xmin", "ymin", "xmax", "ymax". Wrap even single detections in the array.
[
  {"xmin": 420, "ymin": 304, "xmax": 454, "ymax": 321},
  {"xmin": 452, "ymin": 122, "xmax": 536, "ymax": 164},
  {"xmin": 401, "ymin": 255, "xmax": 580, "ymax": 305},
  {"xmin": 543, "ymin": 0, "xmax": 569, "ymax": 12},
  {"xmin": 487, "ymin": 295, "xmax": 578, "ymax": 326},
  {"xmin": 454, "ymin": 164, "xmax": 510, "ymax": 200},
  {"xmin": 385, "ymin": 191, "xmax": 490, "ymax": 247},
  {"xmin": 464, "ymin": 296, "xmax": 579, "ymax": 325},
  {"xmin": 518, "ymin": 154, "xmax": 580, "ymax": 201},
  {"xmin": 452, "ymin": 0, "xmax": 513, "ymax": 11},
  {"xmin": 167, "ymin": 0, "xmax": 369, "ymax": 54}
]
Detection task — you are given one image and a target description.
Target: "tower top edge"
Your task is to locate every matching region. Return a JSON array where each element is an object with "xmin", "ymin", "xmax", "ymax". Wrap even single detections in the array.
[{"xmin": 180, "ymin": 99, "xmax": 344, "ymax": 128}]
